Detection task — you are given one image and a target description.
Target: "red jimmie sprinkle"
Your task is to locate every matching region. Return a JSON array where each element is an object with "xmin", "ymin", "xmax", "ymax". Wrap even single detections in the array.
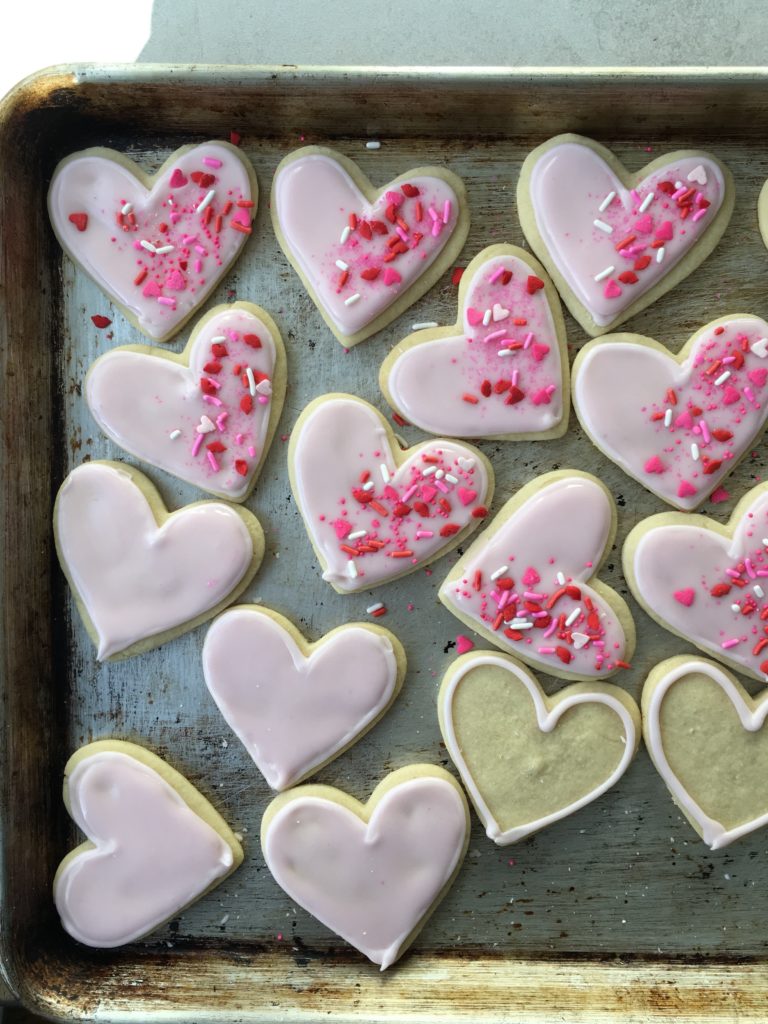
[{"xmin": 91, "ymin": 315, "xmax": 112, "ymax": 328}]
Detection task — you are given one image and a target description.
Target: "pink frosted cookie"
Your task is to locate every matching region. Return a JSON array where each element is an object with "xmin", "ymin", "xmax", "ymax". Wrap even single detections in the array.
[
  {"xmin": 86, "ymin": 302, "xmax": 285, "ymax": 501},
  {"xmin": 48, "ymin": 141, "xmax": 257, "ymax": 342},
  {"xmin": 54, "ymin": 461, "xmax": 264, "ymax": 660},
  {"xmin": 271, "ymin": 147, "xmax": 469, "ymax": 346},
  {"xmin": 624, "ymin": 482, "xmax": 768, "ymax": 682},
  {"xmin": 573, "ymin": 315, "xmax": 768, "ymax": 510},
  {"xmin": 54, "ymin": 740, "xmax": 243, "ymax": 947},
  {"xmin": 379, "ymin": 244, "xmax": 569, "ymax": 440},
  {"xmin": 439, "ymin": 471, "xmax": 635, "ymax": 681},
  {"xmin": 261, "ymin": 765, "xmax": 469, "ymax": 969},
  {"xmin": 203, "ymin": 606, "xmax": 405, "ymax": 790},
  {"xmin": 288, "ymin": 394, "xmax": 493, "ymax": 593},
  {"xmin": 517, "ymin": 134, "xmax": 734, "ymax": 336}
]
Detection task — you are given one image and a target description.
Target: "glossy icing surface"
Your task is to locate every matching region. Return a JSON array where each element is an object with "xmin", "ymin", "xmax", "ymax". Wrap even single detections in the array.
[
  {"xmin": 203, "ymin": 609, "xmax": 400, "ymax": 789},
  {"xmin": 386, "ymin": 251, "xmax": 565, "ymax": 436},
  {"xmin": 529, "ymin": 142, "xmax": 725, "ymax": 326},
  {"xmin": 574, "ymin": 318, "xmax": 768, "ymax": 509},
  {"xmin": 49, "ymin": 142, "xmax": 254, "ymax": 340},
  {"xmin": 439, "ymin": 476, "xmax": 629, "ymax": 677},
  {"xmin": 87, "ymin": 306, "xmax": 278, "ymax": 499},
  {"xmin": 55, "ymin": 462, "xmax": 254, "ymax": 659},
  {"xmin": 55, "ymin": 751, "xmax": 233, "ymax": 947},
  {"xmin": 290, "ymin": 397, "xmax": 491, "ymax": 592},
  {"xmin": 262, "ymin": 776, "xmax": 467, "ymax": 969},
  {"xmin": 274, "ymin": 154, "xmax": 459, "ymax": 336}
]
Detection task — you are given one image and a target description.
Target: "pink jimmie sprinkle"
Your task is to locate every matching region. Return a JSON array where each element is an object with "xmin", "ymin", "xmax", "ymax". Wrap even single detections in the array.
[
  {"xmin": 235, "ymin": 433, "xmax": 244, "ymax": 444},
  {"xmin": 194, "ymin": 259, "xmax": 203, "ymax": 273},
  {"xmin": 721, "ymin": 638, "xmax": 741, "ymax": 650},
  {"xmin": 157, "ymin": 296, "xmax": 176, "ymax": 308},
  {"xmin": 745, "ymin": 558, "xmax": 757, "ymax": 579},
  {"xmin": 434, "ymin": 479, "xmax": 449, "ymax": 493},
  {"xmin": 489, "ymin": 266, "xmax": 505, "ymax": 284},
  {"xmin": 523, "ymin": 332, "xmax": 534, "ymax": 350},
  {"xmin": 401, "ymin": 483, "xmax": 419, "ymax": 503},
  {"xmin": 202, "ymin": 394, "xmax": 223, "ymax": 407},
  {"xmin": 216, "ymin": 412, "xmax": 229, "ymax": 431},
  {"xmin": 698, "ymin": 419, "xmax": 711, "ymax": 445},
  {"xmin": 396, "ymin": 226, "xmax": 409, "ymax": 243},
  {"xmin": 543, "ymin": 618, "xmax": 558, "ymax": 639},
  {"xmin": 485, "ymin": 328, "xmax": 507, "ymax": 344},
  {"xmin": 692, "ymin": 207, "xmax": 708, "ymax": 222},
  {"xmin": 248, "ymin": 445, "xmax": 257, "ymax": 457},
  {"xmin": 428, "ymin": 206, "xmax": 439, "ymax": 222},
  {"xmin": 726, "ymin": 568, "xmax": 743, "ymax": 578},
  {"xmin": 538, "ymin": 646, "xmax": 556, "ymax": 655},
  {"xmin": 524, "ymin": 590, "xmax": 545, "ymax": 601},
  {"xmin": 431, "ymin": 219, "xmax": 443, "ymax": 237},
  {"xmin": 207, "ymin": 451, "xmax": 220, "ymax": 472},
  {"xmin": 673, "ymin": 588, "xmax": 695, "ymax": 607},
  {"xmin": 191, "ymin": 434, "xmax": 204, "ymax": 457},
  {"xmin": 456, "ymin": 634, "xmax": 474, "ymax": 654},
  {"xmin": 744, "ymin": 385, "xmax": 759, "ymax": 407},
  {"xmin": 202, "ymin": 156, "xmax": 223, "ymax": 168},
  {"xmin": 415, "ymin": 530, "xmax": 434, "ymax": 539}
]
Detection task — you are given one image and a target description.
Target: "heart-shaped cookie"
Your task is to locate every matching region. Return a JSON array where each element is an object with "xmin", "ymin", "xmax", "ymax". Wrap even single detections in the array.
[
  {"xmin": 573, "ymin": 315, "xmax": 768, "ymax": 510},
  {"xmin": 624, "ymin": 482, "xmax": 768, "ymax": 682},
  {"xmin": 439, "ymin": 471, "xmax": 635, "ymax": 680},
  {"xmin": 271, "ymin": 147, "xmax": 469, "ymax": 346},
  {"xmin": 54, "ymin": 461, "xmax": 264, "ymax": 659},
  {"xmin": 439, "ymin": 652, "xmax": 640, "ymax": 844},
  {"xmin": 643, "ymin": 656, "xmax": 768, "ymax": 849},
  {"xmin": 517, "ymin": 134, "xmax": 733, "ymax": 336},
  {"xmin": 203, "ymin": 606, "xmax": 405, "ymax": 789},
  {"xmin": 379, "ymin": 244, "xmax": 569, "ymax": 440},
  {"xmin": 261, "ymin": 766, "xmax": 469, "ymax": 969},
  {"xmin": 54, "ymin": 740, "xmax": 242, "ymax": 947},
  {"xmin": 48, "ymin": 141, "xmax": 257, "ymax": 342},
  {"xmin": 86, "ymin": 302, "xmax": 286, "ymax": 501},
  {"xmin": 289, "ymin": 394, "xmax": 493, "ymax": 593}
]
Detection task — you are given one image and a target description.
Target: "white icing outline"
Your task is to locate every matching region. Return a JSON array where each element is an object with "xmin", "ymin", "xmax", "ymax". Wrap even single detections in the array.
[
  {"xmin": 440, "ymin": 653, "xmax": 637, "ymax": 844},
  {"xmin": 645, "ymin": 659, "xmax": 768, "ymax": 850}
]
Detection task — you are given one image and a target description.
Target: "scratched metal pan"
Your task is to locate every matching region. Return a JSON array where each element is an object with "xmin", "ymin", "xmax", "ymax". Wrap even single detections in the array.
[{"xmin": 3, "ymin": 65, "xmax": 768, "ymax": 1023}]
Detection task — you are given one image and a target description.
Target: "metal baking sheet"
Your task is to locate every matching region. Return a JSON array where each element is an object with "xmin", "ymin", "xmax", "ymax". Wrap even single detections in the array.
[{"xmin": 3, "ymin": 65, "xmax": 768, "ymax": 1022}]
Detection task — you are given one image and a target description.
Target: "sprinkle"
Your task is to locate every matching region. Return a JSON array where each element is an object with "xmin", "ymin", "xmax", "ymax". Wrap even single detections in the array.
[
  {"xmin": 380, "ymin": 464, "xmax": 391, "ymax": 484},
  {"xmin": 638, "ymin": 192, "xmax": 655, "ymax": 213},
  {"xmin": 714, "ymin": 370, "xmax": 731, "ymax": 386},
  {"xmin": 731, "ymin": 603, "xmax": 741, "ymax": 613},
  {"xmin": 690, "ymin": 443, "xmax": 700, "ymax": 461},
  {"xmin": 207, "ymin": 451, "xmax": 220, "ymax": 472},
  {"xmin": 362, "ymin": 480, "xmax": 375, "ymax": 492},
  {"xmin": 556, "ymin": 571, "xmax": 566, "ymax": 585},
  {"xmin": 673, "ymin": 588, "xmax": 696, "ymax": 607},
  {"xmin": 339, "ymin": 225, "xmax": 351, "ymax": 244},
  {"xmin": 482, "ymin": 309, "xmax": 493, "ymax": 327},
  {"xmin": 489, "ymin": 266, "xmax": 505, "ymax": 284},
  {"xmin": 746, "ymin": 558, "xmax": 757, "ymax": 579},
  {"xmin": 411, "ymin": 321, "xmax": 438, "ymax": 330},
  {"xmin": 656, "ymin": 246, "xmax": 665, "ymax": 263},
  {"xmin": 401, "ymin": 484, "xmax": 419, "ymax": 502},
  {"xmin": 755, "ymin": 585, "xmax": 765, "ymax": 599},
  {"xmin": 140, "ymin": 239, "xmax": 157, "ymax": 253},
  {"xmin": 169, "ymin": 429, "xmax": 181, "ymax": 440},
  {"xmin": 121, "ymin": 201, "xmax": 133, "ymax": 216},
  {"xmin": 157, "ymin": 296, "xmax": 176, "ymax": 307},
  {"xmin": 155, "ymin": 244, "xmax": 174, "ymax": 254},
  {"xmin": 445, "ymin": 474, "xmax": 459, "ymax": 484},
  {"xmin": 366, "ymin": 140, "xmax": 381, "ymax": 150},
  {"xmin": 491, "ymin": 565, "xmax": 509, "ymax": 581},
  {"xmin": 196, "ymin": 189, "xmax": 216, "ymax": 213},
  {"xmin": 751, "ymin": 338, "xmax": 768, "ymax": 359},
  {"xmin": 598, "ymin": 190, "xmax": 616, "ymax": 212},
  {"xmin": 744, "ymin": 385, "xmax": 758, "ymax": 406},
  {"xmin": 335, "ymin": 258, "xmax": 349, "ymax": 271},
  {"xmin": 593, "ymin": 219, "xmax": 613, "ymax": 234},
  {"xmin": 367, "ymin": 602, "xmax": 384, "ymax": 614},
  {"xmin": 721, "ymin": 638, "xmax": 740, "ymax": 650},
  {"xmin": 435, "ymin": 469, "xmax": 445, "ymax": 480},
  {"xmin": 664, "ymin": 408, "xmax": 672, "ymax": 427},
  {"xmin": 415, "ymin": 530, "xmax": 434, "ymax": 539},
  {"xmin": 422, "ymin": 465, "xmax": 437, "ymax": 477},
  {"xmin": 565, "ymin": 607, "xmax": 581, "ymax": 627},
  {"xmin": 347, "ymin": 560, "xmax": 358, "ymax": 579},
  {"xmin": 593, "ymin": 265, "xmax": 615, "ymax": 282},
  {"xmin": 443, "ymin": 199, "xmax": 452, "ymax": 224},
  {"xmin": 191, "ymin": 434, "xmax": 204, "ymax": 457},
  {"xmin": 344, "ymin": 293, "xmax": 361, "ymax": 306},
  {"xmin": 698, "ymin": 419, "xmax": 711, "ymax": 445},
  {"xmin": 246, "ymin": 367, "xmax": 257, "ymax": 396},
  {"xmin": 348, "ymin": 530, "xmax": 367, "ymax": 540},
  {"xmin": 509, "ymin": 619, "xmax": 533, "ymax": 630}
]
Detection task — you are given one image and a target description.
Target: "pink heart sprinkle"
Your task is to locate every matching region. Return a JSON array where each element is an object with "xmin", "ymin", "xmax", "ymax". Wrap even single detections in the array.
[
  {"xmin": 710, "ymin": 486, "xmax": 730, "ymax": 503},
  {"xmin": 634, "ymin": 214, "xmax": 653, "ymax": 234},
  {"xmin": 421, "ymin": 485, "xmax": 437, "ymax": 503},
  {"xmin": 644, "ymin": 455, "xmax": 666, "ymax": 474},
  {"xmin": 522, "ymin": 566, "xmax": 540, "ymax": 586},
  {"xmin": 456, "ymin": 634, "xmax": 475, "ymax": 654},
  {"xmin": 531, "ymin": 388, "xmax": 552, "ymax": 405},
  {"xmin": 165, "ymin": 269, "xmax": 187, "ymax": 291},
  {"xmin": 466, "ymin": 308, "xmax": 483, "ymax": 326},
  {"xmin": 385, "ymin": 190, "xmax": 404, "ymax": 208},
  {"xmin": 722, "ymin": 386, "xmax": 741, "ymax": 406},
  {"xmin": 604, "ymin": 279, "xmax": 622, "ymax": 299},
  {"xmin": 531, "ymin": 343, "xmax": 550, "ymax": 363},
  {"xmin": 142, "ymin": 280, "xmax": 161, "ymax": 298},
  {"xmin": 457, "ymin": 487, "xmax": 477, "ymax": 506},
  {"xmin": 383, "ymin": 485, "xmax": 400, "ymax": 503},
  {"xmin": 231, "ymin": 209, "xmax": 250, "ymax": 228},
  {"xmin": 673, "ymin": 587, "xmax": 696, "ymax": 607},
  {"xmin": 383, "ymin": 268, "xmax": 402, "ymax": 287},
  {"xmin": 748, "ymin": 367, "xmax": 768, "ymax": 388},
  {"xmin": 678, "ymin": 480, "xmax": 697, "ymax": 498},
  {"xmin": 333, "ymin": 519, "xmax": 352, "ymax": 539},
  {"xmin": 169, "ymin": 169, "xmax": 188, "ymax": 188},
  {"xmin": 674, "ymin": 410, "xmax": 694, "ymax": 430},
  {"xmin": 655, "ymin": 220, "xmax": 674, "ymax": 241}
]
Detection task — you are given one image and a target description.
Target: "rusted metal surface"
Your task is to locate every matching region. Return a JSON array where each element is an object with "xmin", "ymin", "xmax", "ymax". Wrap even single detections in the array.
[{"xmin": 2, "ymin": 65, "xmax": 768, "ymax": 1022}]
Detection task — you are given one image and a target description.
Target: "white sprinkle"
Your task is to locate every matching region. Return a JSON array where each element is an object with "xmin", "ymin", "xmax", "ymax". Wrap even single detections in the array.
[
  {"xmin": 335, "ymin": 258, "xmax": 349, "ymax": 271},
  {"xmin": 751, "ymin": 337, "xmax": 768, "ymax": 359},
  {"xmin": 140, "ymin": 239, "xmax": 157, "ymax": 253},
  {"xmin": 593, "ymin": 218, "xmax": 613, "ymax": 234},
  {"xmin": 380, "ymin": 464, "xmax": 391, "ymax": 484},
  {"xmin": 155, "ymin": 244, "xmax": 174, "ymax": 255},
  {"xmin": 565, "ymin": 607, "xmax": 581, "ymax": 628},
  {"xmin": 509, "ymin": 619, "xmax": 533, "ymax": 630},
  {"xmin": 344, "ymin": 293, "xmax": 361, "ymax": 306},
  {"xmin": 731, "ymin": 603, "xmax": 741, "ymax": 613},
  {"xmin": 422, "ymin": 465, "xmax": 437, "ymax": 477},
  {"xmin": 482, "ymin": 309, "xmax": 492, "ymax": 327},
  {"xmin": 362, "ymin": 480, "xmax": 375, "ymax": 491},
  {"xmin": 339, "ymin": 226, "xmax": 351, "ymax": 244},
  {"xmin": 594, "ymin": 265, "xmax": 615, "ymax": 282},
  {"xmin": 497, "ymin": 349, "xmax": 514, "ymax": 357},
  {"xmin": 411, "ymin": 321, "xmax": 438, "ymax": 330},
  {"xmin": 755, "ymin": 584, "xmax": 765, "ymax": 599},
  {"xmin": 169, "ymin": 429, "xmax": 181, "ymax": 440},
  {"xmin": 762, "ymin": 538, "xmax": 768, "ymax": 547},
  {"xmin": 348, "ymin": 530, "xmax": 367, "ymax": 540},
  {"xmin": 491, "ymin": 565, "xmax": 509, "ymax": 581},
  {"xmin": 639, "ymin": 192, "xmax": 655, "ymax": 213},
  {"xmin": 246, "ymin": 366, "xmax": 256, "ymax": 396},
  {"xmin": 664, "ymin": 408, "xmax": 672, "ymax": 427},
  {"xmin": 445, "ymin": 473, "xmax": 459, "ymax": 484},
  {"xmin": 211, "ymin": 335, "xmax": 227, "ymax": 343},
  {"xmin": 691, "ymin": 442, "xmax": 700, "ymax": 461},
  {"xmin": 687, "ymin": 164, "xmax": 708, "ymax": 185},
  {"xmin": 675, "ymin": 180, "xmax": 683, "ymax": 189},
  {"xmin": 598, "ymin": 190, "xmax": 616, "ymax": 212},
  {"xmin": 121, "ymin": 201, "xmax": 133, "ymax": 216},
  {"xmin": 656, "ymin": 246, "xmax": 666, "ymax": 263},
  {"xmin": 435, "ymin": 469, "xmax": 445, "ymax": 480},
  {"xmin": 557, "ymin": 572, "xmax": 566, "ymax": 585},
  {"xmin": 196, "ymin": 189, "xmax": 216, "ymax": 213},
  {"xmin": 714, "ymin": 370, "xmax": 731, "ymax": 386},
  {"xmin": 255, "ymin": 379, "xmax": 272, "ymax": 396},
  {"xmin": 366, "ymin": 140, "xmax": 381, "ymax": 150},
  {"xmin": 367, "ymin": 602, "xmax": 384, "ymax": 614},
  {"xmin": 347, "ymin": 560, "xmax": 358, "ymax": 579},
  {"xmin": 197, "ymin": 415, "xmax": 215, "ymax": 434},
  {"xmin": 572, "ymin": 632, "xmax": 590, "ymax": 650}
]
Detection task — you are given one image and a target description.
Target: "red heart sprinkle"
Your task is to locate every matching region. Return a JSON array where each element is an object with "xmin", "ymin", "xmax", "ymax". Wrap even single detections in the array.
[
  {"xmin": 526, "ymin": 275, "xmax": 545, "ymax": 295},
  {"xmin": 169, "ymin": 169, "xmax": 188, "ymax": 188},
  {"xmin": 91, "ymin": 314, "xmax": 111, "ymax": 328},
  {"xmin": 634, "ymin": 255, "xmax": 652, "ymax": 271},
  {"xmin": 243, "ymin": 333, "xmax": 262, "ymax": 349},
  {"xmin": 69, "ymin": 212, "xmax": 88, "ymax": 232}
]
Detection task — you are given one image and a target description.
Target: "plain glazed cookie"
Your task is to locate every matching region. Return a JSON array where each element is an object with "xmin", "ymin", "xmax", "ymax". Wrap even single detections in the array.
[
  {"xmin": 624, "ymin": 482, "xmax": 768, "ymax": 682},
  {"xmin": 54, "ymin": 461, "xmax": 264, "ymax": 660},
  {"xmin": 48, "ymin": 141, "xmax": 258, "ymax": 343},
  {"xmin": 439, "ymin": 470, "xmax": 635, "ymax": 680},
  {"xmin": 379, "ymin": 244, "xmax": 570, "ymax": 440},
  {"xmin": 517, "ymin": 134, "xmax": 734, "ymax": 336},
  {"xmin": 203, "ymin": 605, "xmax": 406, "ymax": 790},
  {"xmin": 288, "ymin": 394, "xmax": 493, "ymax": 594},
  {"xmin": 439, "ymin": 652, "xmax": 640, "ymax": 844},
  {"xmin": 643, "ymin": 656, "xmax": 768, "ymax": 849},
  {"xmin": 572, "ymin": 315, "xmax": 768, "ymax": 510},
  {"xmin": 260, "ymin": 765, "xmax": 470, "ymax": 970},
  {"xmin": 54, "ymin": 740, "xmax": 243, "ymax": 947},
  {"xmin": 271, "ymin": 146, "xmax": 469, "ymax": 346},
  {"xmin": 86, "ymin": 302, "xmax": 286, "ymax": 501}
]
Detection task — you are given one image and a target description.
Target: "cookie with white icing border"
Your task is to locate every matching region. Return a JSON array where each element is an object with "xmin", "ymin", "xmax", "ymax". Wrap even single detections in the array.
[
  {"xmin": 54, "ymin": 460, "xmax": 264, "ymax": 660},
  {"xmin": 643, "ymin": 655, "xmax": 768, "ymax": 849},
  {"xmin": 624, "ymin": 482, "xmax": 768, "ymax": 683},
  {"xmin": 572, "ymin": 315, "xmax": 768, "ymax": 511},
  {"xmin": 203, "ymin": 605, "xmax": 406, "ymax": 790},
  {"xmin": 261, "ymin": 765, "xmax": 470, "ymax": 970},
  {"xmin": 517, "ymin": 134, "xmax": 734, "ymax": 337},
  {"xmin": 54, "ymin": 740, "xmax": 243, "ymax": 947},
  {"xmin": 439, "ymin": 651, "xmax": 640, "ymax": 844},
  {"xmin": 86, "ymin": 302, "xmax": 286, "ymax": 501},
  {"xmin": 48, "ymin": 141, "xmax": 258, "ymax": 343},
  {"xmin": 379, "ymin": 244, "xmax": 569, "ymax": 440},
  {"xmin": 271, "ymin": 146, "xmax": 469, "ymax": 347},
  {"xmin": 439, "ymin": 470, "xmax": 635, "ymax": 681},
  {"xmin": 288, "ymin": 394, "xmax": 493, "ymax": 594}
]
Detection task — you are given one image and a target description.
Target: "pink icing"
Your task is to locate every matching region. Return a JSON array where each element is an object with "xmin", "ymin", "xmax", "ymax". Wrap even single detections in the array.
[
  {"xmin": 529, "ymin": 142, "xmax": 725, "ymax": 326},
  {"xmin": 290, "ymin": 397, "xmax": 491, "ymax": 592},
  {"xmin": 629, "ymin": 486, "xmax": 768, "ymax": 680},
  {"xmin": 385, "ymin": 251, "xmax": 565, "ymax": 436},
  {"xmin": 55, "ymin": 462, "xmax": 254, "ymax": 659},
  {"xmin": 261, "ymin": 775, "xmax": 468, "ymax": 969},
  {"xmin": 54, "ymin": 751, "xmax": 234, "ymax": 947},
  {"xmin": 273, "ymin": 154, "xmax": 459, "ymax": 337},
  {"xmin": 574, "ymin": 318, "xmax": 768, "ymax": 510},
  {"xmin": 48, "ymin": 143, "xmax": 255, "ymax": 340},
  {"xmin": 439, "ymin": 475, "xmax": 629, "ymax": 677},
  {"xmin": 203, "ymin": 609, "xmax": 399, "ymax": 790},
  {"xmin": 87, "ymin": 306, "xmax": 278, "ymax": 499}
]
